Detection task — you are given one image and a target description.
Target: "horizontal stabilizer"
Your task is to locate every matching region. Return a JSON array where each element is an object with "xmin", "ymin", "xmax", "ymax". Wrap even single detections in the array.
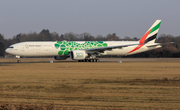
[{"xmin": 146, "ymin": 42, "xmax": 174, "ymax": 47}]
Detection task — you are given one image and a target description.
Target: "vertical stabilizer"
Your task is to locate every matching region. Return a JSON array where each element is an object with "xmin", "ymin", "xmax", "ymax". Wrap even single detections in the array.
[
  {"xmin": 139, "ymin": 20, "xmax": 161, "ymax": 44},
  {"xmin": 128, "ymin": 20, "xmax": 161, "ymax": 54}
]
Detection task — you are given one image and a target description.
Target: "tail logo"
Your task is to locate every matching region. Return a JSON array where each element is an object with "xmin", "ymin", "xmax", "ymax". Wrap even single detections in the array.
[
  {"xmin": 128, "ymin": 29, "xmax": 151, "ymax": 53},
  {"xmin": 128, "ymin": 20, "xmax": 161, "ymax": 54}
]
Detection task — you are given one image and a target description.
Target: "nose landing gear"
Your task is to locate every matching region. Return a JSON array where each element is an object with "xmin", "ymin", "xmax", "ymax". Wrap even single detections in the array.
[
  {"xmin": 16, "ymin": 55, "xmax": 21, "ymax": 63},
  {"xmin": 17, "ymin": 60, "xmax": 21, "ymax": 63}
]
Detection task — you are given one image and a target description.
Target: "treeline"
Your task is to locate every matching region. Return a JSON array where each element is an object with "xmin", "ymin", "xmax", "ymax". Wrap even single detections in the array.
[{"xmin": 0, "ymin": 29, "xmax": 180, "ymax": 57}]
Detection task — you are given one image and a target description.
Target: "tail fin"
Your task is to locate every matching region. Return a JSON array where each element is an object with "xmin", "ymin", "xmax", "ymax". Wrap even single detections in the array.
[{"xmin": 139, "ymin": 20, "xmax": 161, "ymax": 44}]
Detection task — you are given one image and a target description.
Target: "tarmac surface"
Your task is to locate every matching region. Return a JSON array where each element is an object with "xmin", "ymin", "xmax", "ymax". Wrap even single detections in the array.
[
  {"xmin": 97, "ymin": 58, "xmax": 180, "ymax": 62},
  {"xmin": 1, "ymin": 58, "xmax": 180, "ymax": 64}
]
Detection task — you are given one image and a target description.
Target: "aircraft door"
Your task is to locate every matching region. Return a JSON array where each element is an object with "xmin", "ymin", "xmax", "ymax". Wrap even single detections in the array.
[{"xmin": 37, "ymin": 44, "xmax": 42, "ymax": 54}]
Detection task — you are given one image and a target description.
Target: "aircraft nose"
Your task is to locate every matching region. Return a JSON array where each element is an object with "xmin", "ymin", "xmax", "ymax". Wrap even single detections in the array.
[
  {"xmin": 5, "ymin": 48, "xmax": 10, "ymax": 54},
  {"xmin": 5, "ymin": 46, "xmax": 15, "ymax": 54},
  {"xmin": 5, "ymin": 48, "xmax": 13, "ymax": 54}
]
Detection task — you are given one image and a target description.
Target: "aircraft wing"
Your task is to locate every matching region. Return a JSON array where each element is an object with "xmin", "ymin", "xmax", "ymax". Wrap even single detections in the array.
[{"xmin": 85, "ymin": 43, "xmax": 140, "ymax": 54}]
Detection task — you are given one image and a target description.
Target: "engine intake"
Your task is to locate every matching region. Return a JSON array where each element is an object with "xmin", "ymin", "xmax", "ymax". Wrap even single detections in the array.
[
  {"xmin": 54, "ymin": 56, "xmax": 69, "ymax": 60},
  {"xmin": 70, "ymin": 50, "xmax": 88, "ymax": 60}
]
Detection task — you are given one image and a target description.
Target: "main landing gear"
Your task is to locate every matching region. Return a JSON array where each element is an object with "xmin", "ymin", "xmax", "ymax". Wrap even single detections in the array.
[{"xmin": 78, "ymin": 59, "xmax": 100, "ymax": 62}]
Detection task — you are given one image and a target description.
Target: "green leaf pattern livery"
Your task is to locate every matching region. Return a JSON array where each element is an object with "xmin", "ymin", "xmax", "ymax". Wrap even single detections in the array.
[{"xmin": 54, "ymin": 41, "xmax": 108, "ymax": 55}]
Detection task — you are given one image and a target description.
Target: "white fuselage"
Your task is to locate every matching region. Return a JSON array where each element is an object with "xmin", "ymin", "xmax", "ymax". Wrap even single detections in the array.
[
  {"xmin": 5, "ymin": 41, "xmax": 161, "ymax": 57},
  {"xmin": 5, "ymin": 20, "xmax": 164, "ymax": 59}
]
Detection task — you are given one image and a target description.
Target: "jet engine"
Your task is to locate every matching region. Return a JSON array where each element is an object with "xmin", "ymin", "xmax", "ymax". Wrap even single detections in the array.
[
  {"xmin": 70, "ymin": 50, "xmax": 88, "ymax": 60},
  {"xmin": 54, "ymin": 56, "xmax": 69, "ymax": 60}
]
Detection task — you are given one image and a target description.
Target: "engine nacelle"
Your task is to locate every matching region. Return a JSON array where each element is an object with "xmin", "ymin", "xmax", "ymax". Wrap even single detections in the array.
[
  {"xmin": 54, "ymin": 56, "xmax": 69, "ymax": 60},
  {"xmin": 70, "ymin": 50, "xmax": 88, "ymax": 60}
]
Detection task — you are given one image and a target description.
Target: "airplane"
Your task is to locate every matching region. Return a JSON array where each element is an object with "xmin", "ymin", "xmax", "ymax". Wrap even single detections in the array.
[{"xmin": 5, "ymin": 20, "xmax": 170, "ymax": 63}]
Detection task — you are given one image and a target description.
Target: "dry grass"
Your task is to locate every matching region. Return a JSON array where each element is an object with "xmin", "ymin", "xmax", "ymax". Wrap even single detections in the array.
[{"xmin": 0, "ymin": 58, "xmax": 180, "ymax": 109}]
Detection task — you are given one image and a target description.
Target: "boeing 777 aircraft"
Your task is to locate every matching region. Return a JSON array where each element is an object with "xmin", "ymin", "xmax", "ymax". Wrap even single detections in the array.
[{"xmin": 5, "ymin": 20, "xmax": 170, "ymax": 63}]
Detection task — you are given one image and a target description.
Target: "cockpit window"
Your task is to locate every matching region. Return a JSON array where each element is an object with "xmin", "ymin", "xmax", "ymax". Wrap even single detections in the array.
[{"xmin": 8, "ymin": 46, "xmax": 14, "ymax": 48}]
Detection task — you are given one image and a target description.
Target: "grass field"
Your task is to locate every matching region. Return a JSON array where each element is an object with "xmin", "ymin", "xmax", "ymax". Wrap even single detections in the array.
[{"xmin": 0, "ymin": 58, "xmax": 180, "ymax": 109}]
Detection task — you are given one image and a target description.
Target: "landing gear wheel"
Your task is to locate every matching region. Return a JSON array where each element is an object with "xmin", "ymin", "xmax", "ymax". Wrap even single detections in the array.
[
  {"xmin": 17, "ymin": 60, "xmax": 21, "ymax": 63},
  {"xmin": 90, "ymin": 59, "xmax": 94, "ymax": 62},
  {"xmin": 78, "ymin": 59, "xmax": 99, "ymax": 62}
]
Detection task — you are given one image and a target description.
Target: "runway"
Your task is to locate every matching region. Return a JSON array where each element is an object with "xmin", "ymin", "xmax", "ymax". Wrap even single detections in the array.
[
  {"xmin": 97, "ymin": 58, "xmax": 180, "ymax": 62},
  {"xmin": 1, "ymin": 58, "xmax": 180, "ymax": 64}
]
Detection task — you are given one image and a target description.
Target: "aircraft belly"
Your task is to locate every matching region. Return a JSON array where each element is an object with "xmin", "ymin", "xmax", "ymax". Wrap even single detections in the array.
[{"xmin": 105, "ymin": 49, "xmax": 128, "ymax": 55}]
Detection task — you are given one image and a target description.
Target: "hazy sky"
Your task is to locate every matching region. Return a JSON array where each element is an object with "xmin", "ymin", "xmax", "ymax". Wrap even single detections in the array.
[{"xmin": 0, "ymin": 0, "xmax": 180, "ymax": 39}]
